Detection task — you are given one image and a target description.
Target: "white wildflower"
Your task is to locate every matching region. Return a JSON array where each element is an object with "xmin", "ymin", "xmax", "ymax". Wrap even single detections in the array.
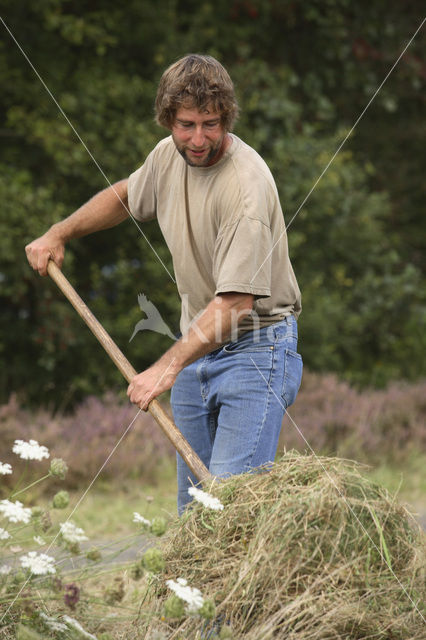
[
  {"xmin": 133, "ymin": 512, "xmax": 151, "ymax": 526},
  {"xmin": 20, "ymin": 550, "xmax": 56, "ymax": 575},
  {"xmin": 39, "ymin": 612, "xmax": 68, "ymax": 633},
  {"xmin": 0, "ymin": 499, "xmax": 32, "ymax": 524},
  {"xmin": 0, "ymin": 527, "xmax": 11, "ymax": 540},
  {"xmin": 188, "ymin": 486, "xmax": 224, "ymax": 511},
  {"xmin": 60, "ymin": 521, "xmax": 88, "ymax": 544},
  {"xmin": 63, "ymin": 615, "xmax": 98, "ymax": 639},
  {"xmin": 0, "ymin": 462, "xmax": 12, "ymax": 475},
  {"xmin": 13, "ymin": 439, "xmax": 49, "ymax": 461},
  {"xmin": 33, "ymin": 535, "xmax": 45, "ymax": 546},
  {"xmin": 166, "ymin": 577, "xmax": 204, "ymax": 613},
  {"xmin": 0, "ymin": 565, "xmax": 11, "ymax": 575}
]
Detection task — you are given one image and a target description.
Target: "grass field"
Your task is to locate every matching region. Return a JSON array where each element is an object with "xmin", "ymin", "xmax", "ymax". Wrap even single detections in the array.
[
  {"xmin": 2, "ymin": 381, "xmax": 425, "ymax": 637},
  {"xmin": 2, "ymin": 453, "xmax": 424, "ymax": 640},
  {"xmin": 58, "ymin": 461, "xmax": 178, "ymax": 540}
]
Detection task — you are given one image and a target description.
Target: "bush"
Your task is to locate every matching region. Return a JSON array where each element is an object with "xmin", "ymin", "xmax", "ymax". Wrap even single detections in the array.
[
  {"xmin": 0, "ymin": 393, "xmax": 175, "ymax": 492},
  {"xmin": 1, "ymin": 372, "xmax": 425, "ymax": 494},
  {"xmin": 281, "ymin": 371, "xmax": 426, "ymax": 463}
]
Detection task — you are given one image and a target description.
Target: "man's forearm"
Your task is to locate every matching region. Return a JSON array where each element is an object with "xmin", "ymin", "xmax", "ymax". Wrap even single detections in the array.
[
  {"xmin": 127, "ymin": 292, "xmax": 254, "ymax": 410},
  {"xmin": 159, "ymin": 292, "xmax": 254, "ymax": 374},
  {"xmin": 26, "ymin": 179, "xmax": 129, "ymax": 275},
  {"xmin": 52, "ymin": 179, "xmax": 129, "ymax": 242}
]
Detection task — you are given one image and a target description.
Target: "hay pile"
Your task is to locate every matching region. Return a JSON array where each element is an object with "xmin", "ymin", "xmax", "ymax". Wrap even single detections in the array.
[{"xmin": 144, "ymin": 453, "xmax": 425, "ymax": 639}]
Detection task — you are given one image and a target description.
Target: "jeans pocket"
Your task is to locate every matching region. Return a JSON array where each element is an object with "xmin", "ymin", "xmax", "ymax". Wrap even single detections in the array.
[{"xmin": 282, "ymin": 349, "xmax": 303, "ymax": 409}]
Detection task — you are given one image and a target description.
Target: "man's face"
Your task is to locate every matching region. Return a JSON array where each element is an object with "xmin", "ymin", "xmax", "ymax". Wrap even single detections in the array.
[{"xmin": 171, "ymin": 105, "xmax": 229, "ymax": 167}]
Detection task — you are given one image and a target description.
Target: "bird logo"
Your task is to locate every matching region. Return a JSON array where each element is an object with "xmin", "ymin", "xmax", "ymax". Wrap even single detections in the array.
[{"xmin": 129, "ymin": 293, "xmax": 177, "ymax": 342}]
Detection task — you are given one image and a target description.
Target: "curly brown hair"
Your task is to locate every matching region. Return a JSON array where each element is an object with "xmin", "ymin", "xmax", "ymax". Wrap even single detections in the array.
[{"xmin": 155, "ymin": 54, "xmax": 239, "ymax": 131}]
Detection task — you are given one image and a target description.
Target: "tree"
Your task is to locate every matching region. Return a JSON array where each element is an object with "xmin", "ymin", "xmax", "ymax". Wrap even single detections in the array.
[{"xmin": 0, "ymin": 0, "xmax": 424, "ymax": 407}]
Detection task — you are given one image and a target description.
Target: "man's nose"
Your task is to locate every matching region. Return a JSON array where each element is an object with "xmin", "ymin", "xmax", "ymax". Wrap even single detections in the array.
[{"xmin": 191, "ymin": 126, "xmax": 205, "ymax": 147}]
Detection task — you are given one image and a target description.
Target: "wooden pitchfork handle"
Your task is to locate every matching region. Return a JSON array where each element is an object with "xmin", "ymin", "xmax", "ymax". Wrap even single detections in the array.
[{"xmin": 47, "ymin": 259, "xmax": 213, "ymax": 484}]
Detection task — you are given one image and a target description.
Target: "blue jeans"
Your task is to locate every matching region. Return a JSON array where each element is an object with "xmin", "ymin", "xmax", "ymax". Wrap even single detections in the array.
[{"xmin": 171, "ymin": 316, "xmax": 303, "ymax": 515}]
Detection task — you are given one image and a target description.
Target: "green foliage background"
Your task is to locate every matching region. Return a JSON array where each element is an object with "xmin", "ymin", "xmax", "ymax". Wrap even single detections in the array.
[{"xmin": 0, "ymin": 0, "xmax": 424, "ymax": 408}]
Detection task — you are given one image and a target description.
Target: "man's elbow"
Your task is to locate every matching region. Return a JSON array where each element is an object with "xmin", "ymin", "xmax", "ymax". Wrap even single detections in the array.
[
  {"xmin": 237, "ymin": 293, "xmax": 254, "ymax": 314},
  {"xmin": 218, "ymin": 292, "xmax": 254, "ymax": 314},
  {"xmin": 113, "ymin": 179, "xmax": 129, "ymax": 208}
]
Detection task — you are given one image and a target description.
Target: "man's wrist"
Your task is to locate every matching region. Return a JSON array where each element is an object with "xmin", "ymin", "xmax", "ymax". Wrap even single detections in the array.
[
  {"xmin": 157, "ymin": 350, "xmax": 185, "ymax": 377},
  {"xmin": 49, "ymin": 222, "xmax": 68, "ymax": 244}
]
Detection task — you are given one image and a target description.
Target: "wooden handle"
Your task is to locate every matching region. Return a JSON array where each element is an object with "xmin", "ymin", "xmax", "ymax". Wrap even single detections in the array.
[{"xmin": 47, "ymin": 260, "xmax": 213, "ymax": 484}]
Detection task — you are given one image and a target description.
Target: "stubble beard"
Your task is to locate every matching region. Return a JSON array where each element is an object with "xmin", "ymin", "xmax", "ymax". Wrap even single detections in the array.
[{"xmin": 175, "ymin": 138, "xmax": 223, "ymax": 167}]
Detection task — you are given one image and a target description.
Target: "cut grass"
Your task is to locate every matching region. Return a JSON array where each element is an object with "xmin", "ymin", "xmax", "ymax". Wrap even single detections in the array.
[{"xmin": 141, "ymin": 452, "xmax": 426, "ymax": 640}]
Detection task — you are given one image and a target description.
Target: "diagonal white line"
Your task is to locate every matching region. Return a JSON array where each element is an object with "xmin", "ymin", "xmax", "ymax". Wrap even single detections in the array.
[
  {"xmin": 250, "ymin": 356, "xmax": 425, "ymax": 622},
  {"xmin": 46, "ymin": 409, "xmax": 143, "ymax": 550},
  {"xmin": 143, "ymin": 357, "xmax": 177, "ymax": 408},
  {"xmin": 0, "ymin": 407, "xmax": 142, "ymax": 623},
  {"xmin": 250, "ymin": 15, "xmax": 426, "ymax": 285},
  {"xmin": 0, "ymin": 17, "xmax": 184, "ymax": 625},
  {"xmin": 0, "ymin": 17, "xmax": 176, "ymax": 284}
]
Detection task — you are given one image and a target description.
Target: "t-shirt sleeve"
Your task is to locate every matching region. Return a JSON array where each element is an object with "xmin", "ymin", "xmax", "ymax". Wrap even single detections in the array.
[
  {"xmin": 127, "ymin": 151, "xmax": 157, "ymax": 222},
  {"xmin": 213, "ymin": 216, "xmax": 273, "ymax": 297}
]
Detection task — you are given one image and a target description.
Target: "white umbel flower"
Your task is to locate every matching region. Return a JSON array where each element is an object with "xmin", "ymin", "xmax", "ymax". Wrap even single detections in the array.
[
  {"xmin": 20, "ymin": 551, "xmax": 56, "ymax": 575},
  {"xmin": 60, "ymin": 521, "xmax": 88, "ymax": 544},
  {"xmin": 33, "ymin": 535, "xmax": 45, "ymax": 546},
  {"xmin": 133, "ymin": 512, "xmax": 151, "ymax": 526},
  {"xmin": 0, "ymin": 528, "xmax": 11, "ymax": 540},
  {"xmin": 166, "ymin": 577, "xmax": 204, "ymax": 613},
  {"xmin": 13, "ymin": 439, "xmax": 49, "ymax": 461},
  {"xmin": 0, "ymin": 462, "xmax": 12, "ymax": 475},
  {"xmin": 0, "ymin": 565, "xmax": 11, "ymax": 575},
  {"xmin": 188, "ymin": 486, "xmax": 224, "ymax": 511},
  {"xmin": 0, "ymin": 499, "xmax": 32, "ymax": 524}
]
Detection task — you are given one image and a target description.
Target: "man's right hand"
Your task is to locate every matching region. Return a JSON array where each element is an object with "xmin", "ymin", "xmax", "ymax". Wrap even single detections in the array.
[{"xmin": 25, "ymin": 230, "xmax": 65, "ymax": 276}]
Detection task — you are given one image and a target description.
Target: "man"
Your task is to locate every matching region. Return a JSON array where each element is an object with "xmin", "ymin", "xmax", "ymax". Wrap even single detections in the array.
[{"xmin": 26, "ymin": 54, "xmax": 302, "ymax": 514}]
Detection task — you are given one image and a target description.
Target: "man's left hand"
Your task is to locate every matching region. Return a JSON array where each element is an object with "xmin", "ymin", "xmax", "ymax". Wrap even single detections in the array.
[{"xmin": 127, "ymin": 360, "xmax": 178, "ymax": 411}]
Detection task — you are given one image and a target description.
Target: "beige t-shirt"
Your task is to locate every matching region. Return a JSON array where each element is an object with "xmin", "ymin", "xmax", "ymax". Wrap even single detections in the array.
[{"xmin": 128, "ymin": 134, "xmax": 301, "ymax": 336}]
